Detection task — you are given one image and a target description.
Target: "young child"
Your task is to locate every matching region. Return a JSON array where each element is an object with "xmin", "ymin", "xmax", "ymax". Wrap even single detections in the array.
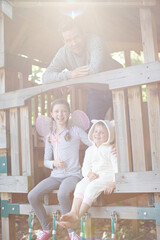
[
  {"xmin": 59, "ymin": 119, "xmax": 118, "ymax": 230},
  {"xmin": 28, "ymin": 98, "xmax": 91, "ymax": 240}
]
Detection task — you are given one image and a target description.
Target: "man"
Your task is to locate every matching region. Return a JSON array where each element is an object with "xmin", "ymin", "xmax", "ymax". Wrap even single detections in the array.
[{"xmin": 42, "ymin": 18, "xmax": 121, "ymax": 120}]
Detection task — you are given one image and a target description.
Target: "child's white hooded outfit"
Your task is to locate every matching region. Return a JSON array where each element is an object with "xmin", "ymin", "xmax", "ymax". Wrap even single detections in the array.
[{"xmin": 74, "ymin": 120, "xmax": 118, "ymax": 206}]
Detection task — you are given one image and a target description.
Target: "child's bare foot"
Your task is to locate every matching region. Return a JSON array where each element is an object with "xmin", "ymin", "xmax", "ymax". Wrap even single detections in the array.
[
  {"xmin": 57, "ymin": 220, "xmax": 79, "ymax": 229},
  {"xmin": 60, "ymin": 212, "xmax": 78, "ymax": 223}
]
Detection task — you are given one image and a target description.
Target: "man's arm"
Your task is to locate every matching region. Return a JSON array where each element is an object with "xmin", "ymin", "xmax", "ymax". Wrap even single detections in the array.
[
  {"xmin": 88, "ymin": 35, "xmax": 122, "ymax": 74},
  {"xmin": 87, "ymin": 35, "xmax": 108, "ymax": 74},
  {"xmin": 42, "ymin": 47, "xmax": 89, "ymax": 83},
  {"xmin": 42, "ymin": 48, "xmax": 71, "ymax": 83}
]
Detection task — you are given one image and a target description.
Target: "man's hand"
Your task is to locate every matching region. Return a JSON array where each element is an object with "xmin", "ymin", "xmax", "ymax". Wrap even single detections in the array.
[
  {"xmin": 104, "ymin": 182, "xmax": 116, "ymax": 195},
  {"xmin": 70, "ymin": 65, "xmax": 89, "ymax": 78},
  {"xmin": 87, "ymin": 172, "xmax": 99, "ymax": 181}
]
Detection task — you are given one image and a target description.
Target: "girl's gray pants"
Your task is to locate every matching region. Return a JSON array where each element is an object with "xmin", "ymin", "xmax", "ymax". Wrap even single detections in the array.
[{"xmin": 28, "ymin": 176, "xmax": 80, "ymax": 232}]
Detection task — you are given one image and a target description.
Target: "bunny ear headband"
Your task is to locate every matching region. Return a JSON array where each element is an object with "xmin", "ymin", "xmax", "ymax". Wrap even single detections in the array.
[
  {"xmin": 110, "ymin": 120, "xmax": 115, "ymax": 126},
  {"xmin": 91, "ymin": 119, "xmax": 115, "ymax": 126},
  {"xmin": 35, "ymin": 110, "xmax": 90, "ymax": 141}
]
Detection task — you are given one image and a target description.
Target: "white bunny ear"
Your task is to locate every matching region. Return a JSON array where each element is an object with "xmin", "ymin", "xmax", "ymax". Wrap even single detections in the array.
[
  {"xmin": 110, "ymin": 120, "xmax": 115, "ymax": 126},
  {"xmin": 35, "ymin": 115, "xmax": 52, "ymax": 137},
  {"xmin": 70, "ymin": 110, "xmax": 90, "ymax": 131},
  {"xmin": 91, "ymin": 119, "xmax": 99, "ymax": 124}
]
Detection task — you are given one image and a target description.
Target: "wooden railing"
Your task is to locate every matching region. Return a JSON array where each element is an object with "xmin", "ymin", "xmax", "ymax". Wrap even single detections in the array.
[
  {"xmin": 0, "ymin": 61, "xmax": 160, "ymax": 189},
  {"xmin": 0, "ymin": 61, "xmax": 160, "ymax": 239}
]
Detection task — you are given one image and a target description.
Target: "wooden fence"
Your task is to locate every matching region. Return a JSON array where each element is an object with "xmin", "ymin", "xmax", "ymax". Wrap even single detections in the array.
[{"xmin": 0, "ymin": 61, "xmax": 160, "ymax": 239}]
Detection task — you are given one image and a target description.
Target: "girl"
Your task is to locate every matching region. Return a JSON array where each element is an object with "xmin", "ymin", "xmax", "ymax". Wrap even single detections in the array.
[
  {"xmin": 28, "ymin": 98, "xmax": 91, "ymax": 240},
  {"xmin": 59, "ymin": 120, "xmax": 118, "ymax": 231}
]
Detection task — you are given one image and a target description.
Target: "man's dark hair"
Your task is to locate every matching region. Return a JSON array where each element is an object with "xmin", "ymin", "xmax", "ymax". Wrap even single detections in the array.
[{"xmin": 58, "ymin": 17, "xmax": 82, "ymax": 34}]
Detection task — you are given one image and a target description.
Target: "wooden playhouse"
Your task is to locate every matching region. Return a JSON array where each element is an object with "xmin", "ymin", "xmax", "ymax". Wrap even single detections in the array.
[{"xmin": 0, "ymin": 0, "xmax": 160, "ymax": 239}]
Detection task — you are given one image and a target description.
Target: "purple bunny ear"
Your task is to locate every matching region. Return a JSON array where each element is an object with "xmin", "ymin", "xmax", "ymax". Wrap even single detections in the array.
[
  {"xmin": 35, "ymin": 115, "xmax": 52, "ymax": 137},
  {"xmin": 110, "ymin": 120, "xmax": 115, "ymax": 126},
  {"xmin": 70, "ymin": 110, "xmax": 90, "ymax": 131}
]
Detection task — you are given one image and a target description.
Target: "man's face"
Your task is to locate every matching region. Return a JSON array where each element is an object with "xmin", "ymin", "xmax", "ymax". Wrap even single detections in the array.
[{"xmin": 62, "ymin": 27, "xmax": 84, "ymax": 56}]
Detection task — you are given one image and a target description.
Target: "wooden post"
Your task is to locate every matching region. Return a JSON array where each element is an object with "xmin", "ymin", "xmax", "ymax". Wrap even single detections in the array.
[
  {"xmin": 0, "ymin": 12, "xmax": 13, "ymax": 240},
  {"xmin": 124, "ymin": 50, "xmax": 131, "ymax": 67},
  {"xmin": 20, "ymin": 105, "xmax": 33, "ymax": 174},
  {"xmin": 128, "ymin": 86, "xmax": 146, "ymax": 171},
  {"xmin": 46, "ymin": 91, "xmax": 51, "ymax": 116},
  {"xmin": 0, "ymin": 13, "xmax": 5, "ymax": 93},
  {"xmin": 112, "ymin": 89, "xmax": 132, "ymax": 172},
  {"xmin": 140, "ymin": 7, "xmax": 160, "ymax": 239},
  {"xmin": 10, "ymin": 108, "xmax": 20, "ymax": 175}
]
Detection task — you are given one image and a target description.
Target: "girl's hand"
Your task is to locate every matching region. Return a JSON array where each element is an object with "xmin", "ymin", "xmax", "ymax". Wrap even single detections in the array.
[
  {"xmin": 87, "ymin": 172, "xmax": 99, "ymax": 181},
  {"xmin": 104, "ymin": 182, "xmax": 116, "ymax": 195},
  {"xmin": 53, "ymin": 160, "xmax": 66, "ymax": 169}
]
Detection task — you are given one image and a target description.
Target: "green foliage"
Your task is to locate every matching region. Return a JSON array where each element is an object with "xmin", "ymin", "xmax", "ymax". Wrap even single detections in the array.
[
  {"xmin": 130, "ymin": 51, "xmax": 144, "ymax": 65},
  {"xmin": 111, "ymin": 51, "xmax": 125, "ymax": 67},
  {"xmin": 28, "ymin": 65, "xmax": 46, "ymax": 84}
]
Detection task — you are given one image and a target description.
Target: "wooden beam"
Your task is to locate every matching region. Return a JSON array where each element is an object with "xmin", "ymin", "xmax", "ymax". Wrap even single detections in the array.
[
  {"xmin": 128, "ymin": 86, "xmax": 146, "ymax": 171},
  {"xmin": 19, "ymin": 203, "xmax": 160, "ymax": 223},
  {"xmin": 0, "ymin": 1, "xmax": 12, "ymax": 19},
  {"xmin": 12, "ymin": 0, "xmax": 156, "ymax": 8},
  {"xmin": 1, "ymin": 61, "xmax": 160, "ymax": 110},
  {"xmin": 140, "ymin": 7, "xmax": 158, "ymax": 62},
  {"xmin": 18, "ymin": 203, "xmax": 139, "ymax": 219},
  {"xmin": 20, "ymin": 106, "xmax": 32, "ymax": 176},
  {"xmin": 19, "ymin": 204, "xmax": 61, "ymax": 215},
  {"xmin": 0, "ymin": 13, "xmax": 4, "ymax": 69},
  {"xmin": 0, "ymin": 69, "xmax": 5, "ymax": 94},
  {"xmin": 0, "ymin": 110, "xmax": 6, "ymax": 149},
  {"xmin": 116, "ymin": 171, "xmax": 160, "ymax": 193},
  {"xmin": 108, "ymin": 61, "xmax": 160, "ymax": 90},
  {"xmin": 140, "ymin": 8, "xmax": 160, "ymax": 171},
  {"xmin": 5, "ymin": 53, "xmax": 32, "ymax": 75},
  {"xmin": 112, "ymin": 89, "xmax": 131, "ymax": 172},
  {"xmin": 10, "ymin": 108, "xmax": 20, "ymax": 175},
  {"xmin": 0, "ymin": 176, "xmax": 30, "ymax": 193},
  {"xmin": 1, "ymin": 193, "xmax": 10, "ymax": 240},
  {"xmin": 140, "ymin": 8, "xmax": 160, "ymax": 238}
]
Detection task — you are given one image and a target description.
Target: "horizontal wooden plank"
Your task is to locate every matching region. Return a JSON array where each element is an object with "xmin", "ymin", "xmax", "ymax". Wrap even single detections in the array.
[
  {"xmin": 0, "ymin": 176, "xmax": 30, "ymax": 193},
  {"xmin": 115, "ymin": 171, "xmax": 160, "ymax": 193},
  {"xmin": 0, "ymin": 61, "xmax": 160, "ymax": 110},
  {"xmin": 20, "ymin": 204, "xmax": 137, "ymax": 219},
  {"xmin": 108, "ymin": 61, "xmax": 160, "ymax": 89},
  {"xmin": 18, "ymin": 203, "xmax": 140, "ymax": 219},
  {"xmin": 13, "ymin": 0, "xmax": 156, "ymax": 7},
  {"xmin": 19, "ymin": 203, "xmax": 158, "ymax": 222},
  {"xmin": 19, "ymin": 204, "xmax": 61, "ymax": 215}
]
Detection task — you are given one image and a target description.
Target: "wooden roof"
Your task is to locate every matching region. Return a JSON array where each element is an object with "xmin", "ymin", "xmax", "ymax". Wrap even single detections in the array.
[{"xmin": 3, "ymin": 0, "xmax": 160, "ymax": 67}]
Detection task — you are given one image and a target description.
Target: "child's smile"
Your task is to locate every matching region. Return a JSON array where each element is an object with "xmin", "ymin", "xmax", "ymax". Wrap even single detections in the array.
[
  {"xmin": 92, "ymin": 125, "xmax": 108, "ymax": 147},
  {"xmin": 51, "ymin": 104, "xmax": 70, "ymax": 126}
]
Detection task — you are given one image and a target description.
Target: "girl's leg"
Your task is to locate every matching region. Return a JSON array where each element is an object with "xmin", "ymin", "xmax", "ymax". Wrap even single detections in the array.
[
  {"xmin": 57, "ymin": 176, "xmax": 81, "ymax": 233},
  {"xmin": 60, "ymin": 197, "xmax": 83, "ymax": 222},
  {"xmin": 83, "ymin": 175, "xmax": 115, "ymax": 204},
  {"xmin": 60, "ymin": 179, "xmax": 104, "ymax": 228},
  {"xmin": 60, "ymin": 177, "xmax": 90, "ymax": 222},
  {"xmin": 79, "ymin": 202, "xmax": 90, "ymax": 219},
  {"xmin": 59, "ymin": 200, "xmax": 90, "ymax": 229},
  {"xmin": 28, "ymin": 177, "xmax": 60, "ymax": 230},
  {"xmin": 57, "ymin": 176, "xmax": 80, "ymax": 215}
]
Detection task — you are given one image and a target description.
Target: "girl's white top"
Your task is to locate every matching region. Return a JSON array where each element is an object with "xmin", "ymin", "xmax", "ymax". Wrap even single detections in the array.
[{"xmin": 82, "ymin": 120, "xmax": 118, "ymax": 181}]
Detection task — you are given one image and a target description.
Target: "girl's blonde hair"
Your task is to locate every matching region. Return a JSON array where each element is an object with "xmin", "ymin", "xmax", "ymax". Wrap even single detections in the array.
[
  {"xmin": 49, "ymin": 98, "xmax": 71, "ymax": 142},
  {"xmin": 90, "ymin": 122, "xmax": 107, "ymax": 140}
]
